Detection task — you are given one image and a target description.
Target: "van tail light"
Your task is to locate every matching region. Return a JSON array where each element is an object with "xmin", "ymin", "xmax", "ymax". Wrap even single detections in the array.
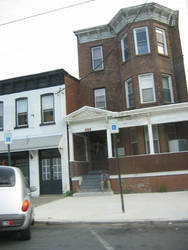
[{"xmin": 22, "ymin": 200, "xmax": 30, "ymax": 212}]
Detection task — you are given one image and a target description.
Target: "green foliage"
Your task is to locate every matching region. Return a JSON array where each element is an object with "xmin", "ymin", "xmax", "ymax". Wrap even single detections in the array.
[
  {"xmin": 159, "ymin": 184, "xmax": 168, "ymax": 192},
  {"xmin": 65, "ymin": 190, "xmax": 74, "ymax": 197}
]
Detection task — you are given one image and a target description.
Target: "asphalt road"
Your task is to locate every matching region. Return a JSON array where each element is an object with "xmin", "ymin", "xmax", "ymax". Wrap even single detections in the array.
[{"xmin": 0, "ymin": 222, "xmax": 188, "ymax": 250}]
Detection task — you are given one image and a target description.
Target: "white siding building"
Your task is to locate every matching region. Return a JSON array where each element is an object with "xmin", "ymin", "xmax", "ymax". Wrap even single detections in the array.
[{"xmin": 0, "ymin": 69, "xmax": 74, "ymax": 196}]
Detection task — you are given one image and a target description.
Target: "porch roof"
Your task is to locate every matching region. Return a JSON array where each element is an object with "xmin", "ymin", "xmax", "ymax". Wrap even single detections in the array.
[{"xmin": 65, "ymin": 103, "xmax": 188, "ymax": 132}]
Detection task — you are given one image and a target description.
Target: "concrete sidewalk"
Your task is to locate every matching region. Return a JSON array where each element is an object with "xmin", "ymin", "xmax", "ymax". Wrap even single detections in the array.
[{"xmin": 34, "ymin": 191, "xmax": 188, "ymax": 224}]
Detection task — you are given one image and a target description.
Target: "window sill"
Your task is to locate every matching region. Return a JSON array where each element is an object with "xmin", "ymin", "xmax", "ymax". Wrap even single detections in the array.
[
  {"xmin": 158, "ymin": 53, "xmax": 169, "ymax": 58},
  {"xmin": 135, "ymin": 52, "xmax": 151, "ymax": 57},
  {"xmin": 14, "ymin": 125, "xmax": 28, "ymax": 129},
  {"xmin": 92, "ymin": 68, "xmax": 104, "ymax": 73},
  {"xmin": 40, "ymin": 122, "xmax": 56, "ymax": 126}
]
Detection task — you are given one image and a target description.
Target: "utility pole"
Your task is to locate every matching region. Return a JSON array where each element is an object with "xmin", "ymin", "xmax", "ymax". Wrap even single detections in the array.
[{"xmin": 5, "ymin": 131, "xmax": 12, "ymax": 166}]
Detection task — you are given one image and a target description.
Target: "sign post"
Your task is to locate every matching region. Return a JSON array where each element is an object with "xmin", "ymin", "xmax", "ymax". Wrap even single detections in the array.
[
  {"xmin": 110, "ymin": 120, "xmax": 125, "ymax": 213},
  {"xmin": 4, "ymin": 132, "xmax": 12, "ymax": 166}
]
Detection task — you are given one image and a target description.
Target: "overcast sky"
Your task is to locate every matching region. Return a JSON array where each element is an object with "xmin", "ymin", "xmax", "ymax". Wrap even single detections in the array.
[{"xmin": 0, "ymin": 0, "xmax": 187, "ymax": 81}]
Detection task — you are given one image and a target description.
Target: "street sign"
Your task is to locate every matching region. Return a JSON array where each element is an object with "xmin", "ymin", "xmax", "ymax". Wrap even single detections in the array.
[
  {"xmin": 4, "ymin": 132, "xmax": 12, "ymax": 144},
  {"xmin": 110, "ymin": 119, "xmax": 119, "ymax": 133}
]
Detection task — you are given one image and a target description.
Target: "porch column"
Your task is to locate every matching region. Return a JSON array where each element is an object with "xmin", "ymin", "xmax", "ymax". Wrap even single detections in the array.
[
  {"xmin": 106, "ymin": 129, "xmax": 113, "ymax": 158},
  {"xmin": 147, "ymin": 123, "xmax": 155, "ymax": 154},
  {"xmin": 69, "ymin": 129, "xmax": 74, "ymax": 161}
]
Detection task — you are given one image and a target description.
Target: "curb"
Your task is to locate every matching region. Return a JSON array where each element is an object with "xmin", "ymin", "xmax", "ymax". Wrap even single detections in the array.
[{"xmin": 34, "ymin": 219, "xmax": 188, "ymax": 225}]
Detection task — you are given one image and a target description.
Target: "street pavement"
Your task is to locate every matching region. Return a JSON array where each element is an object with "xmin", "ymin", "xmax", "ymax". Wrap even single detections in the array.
[{"xmin": 33, "ymin": 191, "xmax": 188, "ymax": 224}]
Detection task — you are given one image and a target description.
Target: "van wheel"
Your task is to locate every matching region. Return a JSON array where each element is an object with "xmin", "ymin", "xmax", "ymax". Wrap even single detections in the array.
[{"xmin": 19, "ymin": 226, "xmax": 31, "ymax": 240}]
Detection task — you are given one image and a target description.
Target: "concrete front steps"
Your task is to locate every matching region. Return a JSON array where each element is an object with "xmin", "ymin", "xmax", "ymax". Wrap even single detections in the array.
[{"xmin": 75, "ymin": 170, "xmax": 113, "ymax": 196}]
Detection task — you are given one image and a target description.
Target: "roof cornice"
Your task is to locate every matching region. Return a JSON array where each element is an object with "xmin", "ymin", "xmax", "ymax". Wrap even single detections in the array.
[{"xmin": 74, "ymin": 2, "xmax": 178, "ymax": 44}]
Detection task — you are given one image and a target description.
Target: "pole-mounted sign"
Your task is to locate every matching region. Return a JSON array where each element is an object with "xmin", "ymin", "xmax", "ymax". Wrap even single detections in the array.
[
  {"xmin": 110, "ymin": 119, "xmax": 119, "ymax": 134},
  {"xmin": 4, "ymin": 132, "xmax": 12, "ymax": 144}
]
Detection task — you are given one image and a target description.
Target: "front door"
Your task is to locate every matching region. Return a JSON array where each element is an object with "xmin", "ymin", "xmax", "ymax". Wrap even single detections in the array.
[
  {"xmin": 90, "ymin": 130, "xmax": 108, "ymax": 171},
  {"xmin": 39, "ymin": 149, "xmax": 62, "ymax": 194}
]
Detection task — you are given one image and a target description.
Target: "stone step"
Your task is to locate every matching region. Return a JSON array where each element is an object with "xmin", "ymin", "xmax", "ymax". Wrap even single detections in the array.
[{"xmin": 74, "ymin": 191, "xmax": 114, "ymax": 197}]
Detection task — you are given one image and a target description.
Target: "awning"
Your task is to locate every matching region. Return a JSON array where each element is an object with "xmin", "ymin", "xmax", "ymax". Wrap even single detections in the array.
[{"xmin": 0, "ymin": 135, "xmax": 62, "ymax": 153}]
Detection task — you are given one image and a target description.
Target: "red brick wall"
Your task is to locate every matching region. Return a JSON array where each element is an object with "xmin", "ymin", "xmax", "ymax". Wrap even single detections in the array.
[
  {"xmin": 110, "ymin": 174, "xmax": 188, "ymax": 193},
  {"xmin": 108, "ymin": 152, "xmax": 188, "ymax": 175},
  {"xmin": 76, "ymin": 20, "xmax": 187, "ymax": 112},
  {"xmin": 65, "ymin": 75, "xmax": 81, "ymax": 114},
  {"xmin": 70, "ymin": 161, "xmax": 89, "ymax": 177}
]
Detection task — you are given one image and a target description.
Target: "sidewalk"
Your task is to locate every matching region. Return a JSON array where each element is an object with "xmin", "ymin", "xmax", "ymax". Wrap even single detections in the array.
[{"xmin": 34, "ymin": 191, "xmax": 188, "ymax": 224}]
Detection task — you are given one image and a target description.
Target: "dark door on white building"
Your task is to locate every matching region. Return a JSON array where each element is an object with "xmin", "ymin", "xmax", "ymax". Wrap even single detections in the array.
[{"xmin": 39, "ymin": 149, "xmax": 62, "ymax": 194}]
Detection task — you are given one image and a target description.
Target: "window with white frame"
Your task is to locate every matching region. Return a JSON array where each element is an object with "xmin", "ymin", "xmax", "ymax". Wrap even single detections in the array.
[
  {"xmin": 156, "ymin": 28, "xmax": 168, "ymax": 55},
  {"xmin": 144, "ymin": 125, "xmax": 160, "ymax": 154},
  {"xmin": 162, "ymin": 74, "xmax": 174, "ymax": 103},
  {"xmin": 16, "ymin": 98, "xmax": 28, "ymax": 127},
  {"xmin": 138, "ymin": 73, "xmax": 156, "ymax": 104},
  {"xmin": 41, "ymin": 94, "xmax": 54, "ymax": 124},
  {"xmin": 134, "ymin": 27, "xmax": 150, "ymax": 55},
  {"xmin": 121, "ymin": 33, "xmax": 129, "ymax": 62},
  {"xmin": 0, "ymin": 102, "xmax": 3, "ymax": 130},
  {"xmin": 91, "ymin": 46, "xmax": 104, "ymax": 71},
  {"xmin": 94, "ymin": 88, "xmax": 106, "ymax": 109},
  {"xmin": 125, "ymin": 79, "xmax": 134, "ymax": 108}
]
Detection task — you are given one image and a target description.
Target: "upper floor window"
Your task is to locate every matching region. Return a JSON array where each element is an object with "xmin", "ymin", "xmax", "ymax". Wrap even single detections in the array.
[
  {"xmin": 125, "ymin": 79, "xmax": 134, "ymax": 108},
  {"xmin": 94, "ymin": 88, "xmax": 106, "ymax": 109},
  {"xmin": 16, "ymin": 98, "xmax": 28, "ymax": 127},
  {"xmin": 156, "ymin": 28, "xmax": 168, "ymax": 55},
  {"xmin": 91, "ymin": 46, "xmax": 104, "ymax": 71},
  {"xmin": 134, "ymin": 27, "xmax": 150, "ymax": 55},
  {"xmin": 41, "ymin": 94, "xmax": 54, "ymax": 124},
  {"xmin": 0, "ymin": 102, "xmax": 3, "ymax": 130},
  {"xmin": 162, "ymin": 74, "xmax": 174, "ymax": 103},
  {"xmin": 121, "ymin": 33, "xmax": 129, "ymax": 62},
  {"xmin": 138, "ymin": 73, "xmax": 156, "ymax": 104}
]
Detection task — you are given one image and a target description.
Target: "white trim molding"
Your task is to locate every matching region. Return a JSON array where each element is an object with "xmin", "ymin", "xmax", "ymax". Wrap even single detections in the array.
[{"xmin": 110, "ymin": 170, "xmax": 188, "ymax": 179}]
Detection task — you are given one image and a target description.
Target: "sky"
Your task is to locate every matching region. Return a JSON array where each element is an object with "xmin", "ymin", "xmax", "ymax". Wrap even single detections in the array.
[{"xmin": 0, "ymin": 0, "xmax": 187, "ymax": 81}]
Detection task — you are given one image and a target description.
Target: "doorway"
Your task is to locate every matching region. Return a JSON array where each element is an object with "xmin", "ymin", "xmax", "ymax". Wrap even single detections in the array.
[
  {"xmin": 39, "ymin": 149, "xmax": 62, "ymax": 194},
  {"xmin": 89, "ymin": 130, "xmax": 108, "ymax": 171}
]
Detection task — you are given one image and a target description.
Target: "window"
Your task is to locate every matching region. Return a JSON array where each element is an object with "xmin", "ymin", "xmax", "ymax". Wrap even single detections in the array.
[
  {"xmin": 129, "ymin": 127, "xmax": 138, "ymax": 155},
  {"xmin": 91, "ymin": 46, "xmax": 104, "ymax": 71},
  {"xmin": 0, "ymin": 102, "xmax": 3, "ymax": 130},
  {"xmin": 94, "ymin": 88, "xmax": 106, "ymax": 109},
  {"xmin": 156, "ymin": 28, "xmax": 168, "ymax": 55},
  {"xmin": 138, "ymin": 73, "xmax": 156, "ymax": 103},
  {"xmin": 41, "ymin": 94, "xmax": 54, "ymax": 124},
  {"xmin": 144, "ymin": 125, "xmax": 160, "ymax": 154},
  {"xmin": 134, "ymin": 27, "xmax": 150, "ymax": 55},
  {"xmin": 121, "ymin": 33, "xmax": 129, "ymax": 62},
  {"xmin": 162, "ymin": 75, "xmax": 174, "ymax": 103},
  {"xmin": 42, "ymin": 159, "xmax": 51, "ymax": 181},
  {"xmin": 125, "ymin": 79, "xmax": 134, "ymax": 108},
  {"xmin": 0, "ymin": 168, "xmax": 15, "ymax": 187},
  {"xmin": 52, "ymin": 158, "xmax": 62, "ymax": 180},
  {"xmin": 16, "ymin": 98, "xmax": 28, "ymax": 127}
]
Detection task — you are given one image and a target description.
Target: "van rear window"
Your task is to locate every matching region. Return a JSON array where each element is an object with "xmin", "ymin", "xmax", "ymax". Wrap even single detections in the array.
[{"xmin": 0, "ymin": 168, "xmax": 15, "ymax": 187}]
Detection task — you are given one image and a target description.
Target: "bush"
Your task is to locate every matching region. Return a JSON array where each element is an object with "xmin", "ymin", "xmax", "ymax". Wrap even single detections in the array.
[
  {"xmin": 65, "ymin": 190, "xmax": 74, "ymax": 197},
  {"xmin": 159, "ymin": 184, "xmax": 168, "ymax": 192}
]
